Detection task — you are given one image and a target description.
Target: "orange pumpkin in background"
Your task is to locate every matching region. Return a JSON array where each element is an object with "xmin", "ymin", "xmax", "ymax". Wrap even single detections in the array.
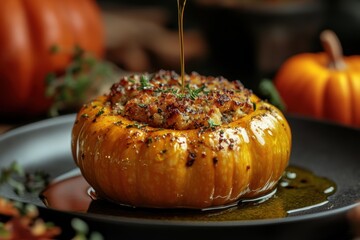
[
  {"xmin": 274, "ymin": 30, "xmax": 360, "ymax": 128},
  {"xmin": 0, "ymin": 0, "xmax": 104, "ymax": 117}
]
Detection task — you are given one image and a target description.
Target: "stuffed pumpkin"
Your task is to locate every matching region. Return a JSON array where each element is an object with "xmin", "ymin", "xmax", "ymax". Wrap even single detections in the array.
[{"xmin": 71, "ymin": 70, "xmax": 291, "ymax": 209}]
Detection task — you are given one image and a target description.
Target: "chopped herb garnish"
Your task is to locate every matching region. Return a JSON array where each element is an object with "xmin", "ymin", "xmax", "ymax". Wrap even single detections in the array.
[
  {"xmin": 138, "ymin": 75, "xmax": 152, "ymax": 90},
  {"xmin": 138, "ymin": 104, "xmax": 148, "ymax": 108},
  {"xmin": 114, "ymin": 121, "xmax": 123, "ymax": 126},
  {"xmin": 155, "ymin": 87, "xmax": 179, "ymax": 95},
  {"xmin": 81, "ymin": 113, "xmax": 89, "ymax": 119},
  {"xmin": 186, "ymin": 84, "xmax": 206, "ymax": 100},
  {"xmin": 96, "ymin": 107, "xmax": 105, "ymax": 117},
  {"xmin": 176, "ymin": 93, "xmax": 186, "ymax": 99},
  {"xmin": 154, "ymin": 84, "xmax": 207, "ymax": 100},
  {"xmin": 145, "ymin": 137, "xmax": 153, "ymax": 145},
  {"xmin": 126, "ymin": 122, "xmax": 147, "ymax": 129},
  {"xmin": 208, "ymin": 119, "xmax": 220, "ymax": 129},
  {"xmin": 252, "ymin": 102, "xmax": 257, "ymax": 111}
]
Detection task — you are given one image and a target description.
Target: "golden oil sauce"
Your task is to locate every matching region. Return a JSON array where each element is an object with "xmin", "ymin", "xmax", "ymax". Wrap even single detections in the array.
[
  {"xmin": 178, "ymin": 0, "xmax": 186, "ymax": 93},
  {"xmin": 40, "ymin": 166, "xmax": 336, "ymax": 221}
]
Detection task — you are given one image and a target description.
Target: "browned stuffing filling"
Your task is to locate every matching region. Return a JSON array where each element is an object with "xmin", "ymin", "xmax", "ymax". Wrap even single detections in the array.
[{"xmin": 109, "ymin": 70, "xmax": 255, "ymax": 130}]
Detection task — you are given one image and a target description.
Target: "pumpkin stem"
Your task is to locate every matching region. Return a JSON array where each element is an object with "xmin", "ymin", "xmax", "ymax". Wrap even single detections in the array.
[{"xmin": 320, "ymin": 30, "xmax": 346, "ymax": 70}]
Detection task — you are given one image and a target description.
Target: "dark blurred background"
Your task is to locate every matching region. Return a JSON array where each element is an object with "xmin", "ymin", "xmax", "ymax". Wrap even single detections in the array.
[{"xmin": 96, "ymin": 0, "xmax": 360, "ymax": 93}]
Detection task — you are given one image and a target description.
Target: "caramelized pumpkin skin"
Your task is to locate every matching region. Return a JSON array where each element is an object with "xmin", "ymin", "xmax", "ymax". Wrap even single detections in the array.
[{"xmin": 71, "ymin": 94, "xmax": 291, "ymax": 209}]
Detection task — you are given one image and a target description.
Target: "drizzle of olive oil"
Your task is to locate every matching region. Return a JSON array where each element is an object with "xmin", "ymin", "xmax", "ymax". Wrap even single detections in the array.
[
  {"xmin": 41, "ymin": 166, "xmax": 336, "ymax": 221},
  {"xmin": 177, "ymin": 0, "xmax": 187, "ymax": 93}
]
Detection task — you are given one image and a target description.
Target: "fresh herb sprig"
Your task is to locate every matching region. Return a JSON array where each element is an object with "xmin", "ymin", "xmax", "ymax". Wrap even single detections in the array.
[
  {"xmin": 258, "ymin": 79, "xmax": 286, "ymax": 111},
  {"xmin": 154, "ymin": 87, "xmax": 179, "ymax": 95},
  {"xmin": 186, "ymin": 84, "xmax": 207, "ymax": 100},
  {"xmin": 137, "ymin": 75, "xmax": 152, "ymax": 90},
  {"xmin": 45, "ymin": 45, "xmax": 118, "ymax": 117},
  {"xmin": 155, "ymin": 84, "xmax": 208, "ymax": 100},
  {"xmin": 0, "ymin": 161, "xmax": 50, "ymax": 196}
]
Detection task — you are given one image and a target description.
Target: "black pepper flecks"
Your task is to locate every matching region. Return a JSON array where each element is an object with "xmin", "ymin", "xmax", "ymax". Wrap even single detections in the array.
[{"xmin": 186, "ymin": 152, "xmax": 197, "ymax": 167}]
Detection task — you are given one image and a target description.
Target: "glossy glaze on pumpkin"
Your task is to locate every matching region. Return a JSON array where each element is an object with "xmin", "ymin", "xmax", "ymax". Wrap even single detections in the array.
[
  {"xmin": 0, "ymin": 0, "xmax": 104, "ymax": 116},
  {"xmin": 72, "ymin": 72, "xmax": 291, "ymax": 209}
]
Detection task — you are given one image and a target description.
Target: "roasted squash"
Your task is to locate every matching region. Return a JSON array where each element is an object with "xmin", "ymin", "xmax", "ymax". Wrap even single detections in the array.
[{"xmin": 71, "ymin": 71, "xmax": 291, "ymax": 209}]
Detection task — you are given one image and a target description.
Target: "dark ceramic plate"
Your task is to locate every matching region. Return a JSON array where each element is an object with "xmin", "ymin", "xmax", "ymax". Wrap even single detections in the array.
[{"xmin": 0, "ymin": 114, "xmax": 359, "ymax": 240}]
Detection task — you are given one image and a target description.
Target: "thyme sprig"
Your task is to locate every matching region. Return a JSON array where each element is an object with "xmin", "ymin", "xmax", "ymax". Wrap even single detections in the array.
[
  {"xmin": 154, "ymin": 84, "xmax": 208, "ymax": 100},
  {"xmin": 45, "ymin": 45, "xmax": 119, "ymax": 117},
  {"xmin": 186, "ymin": 84, "xmax": 207, "ymax": 100},
  {"xmin": 0, "ymin": 161, "xmax": 50, "ymax": 196},
  {"xmin": 137, "ymin": 75, "xmax": 152, "ymax": 90}
]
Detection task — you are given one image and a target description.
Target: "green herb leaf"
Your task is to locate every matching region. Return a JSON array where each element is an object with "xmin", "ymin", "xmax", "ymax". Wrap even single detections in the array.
[
  {"xmin": 24, "ymin": 171, "xmax": 50, "ymax": 193},
  {"xmin": 208, "ymin": 119, "xmax": 220, "ymax": 129},
  {"xmin": 95, "ymin": 107, "xmax": 105, "ymax": 117},
  {"xmin": 45, "ymin": 46, "xmax": 119, "ymax": 117},
  {"xmin": 258, "ymin": 79, "xmax": 286, "ymax": 111},
  {"xmin": 138, "ymin": 103, "xmax": 148, "ymax": 108},
  {"xmin": 0, "ymin": 162, "xmax": 23, "ymax": 184},
  {"xmin": 186, "ymin": 84, "xmax": 205, "ymax": 100},
  {"xmin": 71, "ymin": 218, "xmax": 89, "ymax": 235},
  {"xmin": 138, "ymin": 75, "xmax": 152, "ymax": 90},
  {"xmin": 0, "ymin": 161, "xmax": 50, "ymax": 196}
]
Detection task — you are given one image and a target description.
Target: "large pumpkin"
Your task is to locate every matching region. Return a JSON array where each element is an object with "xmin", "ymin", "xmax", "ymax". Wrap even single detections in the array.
[
  {"xmin": 274, "ymin": 30, "xmax": 360, "ymax": 128},
  {"xmin": 0, "ymin": 0, "xmax": 104, "ymax": 117}
]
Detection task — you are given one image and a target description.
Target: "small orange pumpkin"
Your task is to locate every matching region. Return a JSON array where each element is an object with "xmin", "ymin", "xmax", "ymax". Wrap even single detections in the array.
[
  {"xmin": 274, "ymin": 30, "xmax": 360, "ymax": 128},
  {"xmin": 0, "ymin": 0, "xmax": 104, "ymax": 117}
]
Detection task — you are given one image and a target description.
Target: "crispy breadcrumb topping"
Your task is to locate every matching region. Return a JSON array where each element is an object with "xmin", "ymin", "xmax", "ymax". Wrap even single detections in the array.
[{"xmin": 108, "ymin": 70, "xmax": 255, "ymax": 130}]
